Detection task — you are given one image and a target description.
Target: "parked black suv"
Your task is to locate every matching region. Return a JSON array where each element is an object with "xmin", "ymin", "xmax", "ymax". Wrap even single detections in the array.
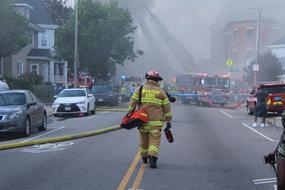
[{"xmin": 91, "ymin": 85, "xmax": 119, "ymax": 106}]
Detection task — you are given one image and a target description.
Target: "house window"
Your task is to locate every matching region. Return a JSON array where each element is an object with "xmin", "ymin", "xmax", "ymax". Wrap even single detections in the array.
[
  {"xmin": 246, "ymin": 28, "xmax": 255, "ymax": 42},
  {"xmin": 41, "ymin": 32, "xmax": 47, "ymax": 47},
  {"xmin": 30, "ymin": 64, "xmax": 39, "ymax": 75},
  {"xmin": 17, "ymin": 61, "xmax": 24, "ymax": 76}
]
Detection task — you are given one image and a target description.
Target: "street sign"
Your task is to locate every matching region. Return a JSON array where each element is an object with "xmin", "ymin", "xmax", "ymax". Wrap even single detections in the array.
[
  {"xmin": 226, "ymin": 59, "xmax": 234, "ymax": 66},
  {"xmin": 253, "ymin": 64, "xmax": 259, "ymax": 72}
]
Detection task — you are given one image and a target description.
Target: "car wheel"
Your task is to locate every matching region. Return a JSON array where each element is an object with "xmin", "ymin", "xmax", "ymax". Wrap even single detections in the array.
[
  {"xmin": 38, "ymin": 113, "xmax": 47, "ymax": 131},
  {"xmin": 85, "ymin": 104, "xmax": 91, "ymax": 116},
  {"xmin": 91, "ymin": 103, "xmax": 96, "ymax": 115},
  {"xmin": 23, "ymin": 117, "xmax": 31, "ymax": 137}
]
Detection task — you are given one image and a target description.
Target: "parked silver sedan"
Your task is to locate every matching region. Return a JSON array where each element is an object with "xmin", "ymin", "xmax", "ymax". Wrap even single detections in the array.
[{"xmin": 0, "ymin": 90, "xmax": 47, "ymax": 136}]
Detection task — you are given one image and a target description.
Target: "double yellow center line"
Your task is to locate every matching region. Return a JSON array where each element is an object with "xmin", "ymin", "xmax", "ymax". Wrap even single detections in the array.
[{"xmin": 117, "ymin": 152, "xmax": 146, "ymax": 190}]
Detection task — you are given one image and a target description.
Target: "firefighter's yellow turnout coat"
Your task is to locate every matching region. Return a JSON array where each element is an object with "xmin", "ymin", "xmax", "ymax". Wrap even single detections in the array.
[{"xmin": 128, "ymin": 80, "xmax": 172, "ymax": 158}]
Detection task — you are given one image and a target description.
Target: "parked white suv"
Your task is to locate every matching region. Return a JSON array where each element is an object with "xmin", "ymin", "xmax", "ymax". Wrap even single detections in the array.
[{"xmin": 53, "ymin": 88, "xmax": 96, "ymax": 117}]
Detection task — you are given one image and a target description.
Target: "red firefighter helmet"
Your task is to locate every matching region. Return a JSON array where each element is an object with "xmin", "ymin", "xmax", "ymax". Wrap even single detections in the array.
[{"xmin": 145, "ymin": 70, "xmax": 163, "ymax": 81}]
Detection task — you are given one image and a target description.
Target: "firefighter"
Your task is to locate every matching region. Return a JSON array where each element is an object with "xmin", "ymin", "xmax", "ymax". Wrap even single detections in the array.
[
  {"xmin": 128, "ymin": 70, "xmax": 172, "ymax": 168},
  {"xmin": 277, "ymin": 113, "xmax": 285, "ymax": 190}
]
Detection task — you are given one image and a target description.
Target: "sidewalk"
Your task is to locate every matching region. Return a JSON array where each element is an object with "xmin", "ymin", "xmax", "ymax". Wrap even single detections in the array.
[{"xmin": 45, "ymin": 105, "xmax": 53, "ymax": 117}]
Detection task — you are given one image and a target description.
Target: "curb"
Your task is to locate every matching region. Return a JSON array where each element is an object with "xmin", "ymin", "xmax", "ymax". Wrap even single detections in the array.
[
  {"xmin": 96, "ymin": 109, "xmax": 127, "ymax": 112},
  {"xmin": 0, "ymin": 125, "xmax": 121, "ymax": 151}
]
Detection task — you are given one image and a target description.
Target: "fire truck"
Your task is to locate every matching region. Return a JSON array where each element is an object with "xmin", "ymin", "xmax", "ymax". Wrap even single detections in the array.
[
  {"xmin": 175, "ymin": 74, "xmax": 192, "ymax": 104},
  {"xmin": 175, "ymin": 73, "xmax": 230, "ymax": 105},
  {"xmin": 69, "ymin": 71, "xmax": 93, "ymax": 88},
  {"xmin": 192, "ymin": 73, "xmax": 230, "ymax": 106},
  {"xmin": 246, "ymin": 82, "xmax": 285, "ymax": 115}
]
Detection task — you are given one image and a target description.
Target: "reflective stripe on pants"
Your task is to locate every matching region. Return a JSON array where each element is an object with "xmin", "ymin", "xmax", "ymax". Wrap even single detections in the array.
[{"xmin": 139, "ymin": 128, "xmax": 161, "ymax": 158}]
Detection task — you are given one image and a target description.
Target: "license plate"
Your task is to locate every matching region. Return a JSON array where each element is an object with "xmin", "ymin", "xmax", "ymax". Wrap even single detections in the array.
[
  {"xmin": 98, "ymin": 98, "xmax": 103, "ymax": 102},
  {"xmin": 65, "ymin": 107, "xmax": 71, "ymax": 111},
  {"xmin": 274, "ymin": 96, "xmax": 281, "ymax": 101}
]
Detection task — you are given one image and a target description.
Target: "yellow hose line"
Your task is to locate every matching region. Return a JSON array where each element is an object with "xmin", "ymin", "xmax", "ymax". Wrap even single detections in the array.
[{"xmin": 0, "ymin": 125, "xmax": 121, "ymax": 151}]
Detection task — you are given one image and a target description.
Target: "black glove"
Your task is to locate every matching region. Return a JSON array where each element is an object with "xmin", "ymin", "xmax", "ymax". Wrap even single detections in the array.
[{"xmin": 164, "ymin": 122, "xmax": 172, "ymax": 131}]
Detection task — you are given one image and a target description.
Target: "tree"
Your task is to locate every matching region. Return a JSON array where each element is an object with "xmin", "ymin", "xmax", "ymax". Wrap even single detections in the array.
[
  {"xmin": 55, "ymin": 0, "xmax": 142, "ymax": 80},
  {"xmin": 43, "ymin": 0, "xmax": 72, "ymax": 25},
  {"xmin": 243, "ymin": 52, "xmax": 284, "ymax": 85},
  {"xmin": 0, "ymin": 0, "xmax": 30, "ymax": 58}
]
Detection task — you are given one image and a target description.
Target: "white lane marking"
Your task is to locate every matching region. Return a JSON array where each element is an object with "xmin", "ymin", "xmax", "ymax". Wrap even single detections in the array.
[
  {"xmin": 21, "ymin": 127, "xmax": 65, "ymax": 143},
  {"xmin": 254, "ymin": 180, "xmax": 276, "ymax": 185},
  {"xmin": 242, "ymin": 123, "xmax": 275, "ymax": 142},
  {"xmin": 253, "ymin": 177, "xmax": 277, "ymax": 182},
  {"xmin": 220, "ymin": 110, "xmax": 234, "ymax": 118},
  {"xmin": 274, "ymin": 184, "xmax": 277, "ymax": 190},
  {"xmin": 22, "ymin": 142, "xmax": 74, "ymax": 153}
]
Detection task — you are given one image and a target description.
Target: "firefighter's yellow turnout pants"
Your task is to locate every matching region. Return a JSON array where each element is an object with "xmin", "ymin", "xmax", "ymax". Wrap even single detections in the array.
[{"xmin": 139, "ymin": 127, "xmax": 161, "ymax": 158}]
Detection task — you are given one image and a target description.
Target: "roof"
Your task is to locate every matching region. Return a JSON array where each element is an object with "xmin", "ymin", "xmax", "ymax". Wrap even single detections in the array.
[
  {"xmin": 27, "ymin": 48, "xmax": 52, "ymax": 58},
  {"xmin": 272, "ymin": 36, "xmax": 285, "ymax": 46},
  {"xmin": 14, "ymin": 0, "xmax": 55, "ymax": 25}
]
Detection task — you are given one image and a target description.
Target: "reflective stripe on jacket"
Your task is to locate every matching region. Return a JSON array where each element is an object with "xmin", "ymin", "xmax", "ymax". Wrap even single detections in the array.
[{"xmin": 128, "ymin": 80, "xmax": 172, "ymax": 127}]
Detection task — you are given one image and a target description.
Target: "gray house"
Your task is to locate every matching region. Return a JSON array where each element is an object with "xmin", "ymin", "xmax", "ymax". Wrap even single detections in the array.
[{"xmin": 0, "ymin": 0, "xmax": 67, "ymax": 85}]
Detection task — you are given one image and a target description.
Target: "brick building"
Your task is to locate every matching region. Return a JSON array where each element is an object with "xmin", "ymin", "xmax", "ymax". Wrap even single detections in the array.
[{"xmin": 211, "ymin": 0, "xmax": 285, "ymax": 79}]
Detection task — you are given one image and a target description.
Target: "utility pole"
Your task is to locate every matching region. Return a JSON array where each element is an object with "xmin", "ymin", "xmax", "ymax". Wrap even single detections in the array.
[
  {"xmin": 250, "ymin": 8, "xmax": 262, "ymax": 85},
  {"xmin": 74, "ymin": 0, "xmax": 79, "ymax": 87}
]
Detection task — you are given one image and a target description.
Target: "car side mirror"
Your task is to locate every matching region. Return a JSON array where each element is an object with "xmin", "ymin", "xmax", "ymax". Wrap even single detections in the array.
[
  {"xmin": 27, "ymin": 101, "xmax": 37, "ymax": 107},
  {"xmin": 88, "ymin": 94, "xmax": 93, "ymax": 98},
  {"xmin": 54, "ymin": 95, "xmax": 58, "ymax": 99}
]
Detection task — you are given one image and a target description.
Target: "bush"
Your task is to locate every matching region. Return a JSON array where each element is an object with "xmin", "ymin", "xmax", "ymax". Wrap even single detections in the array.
[
  {"xmin": 4, "ymin": 76, "xmax": 32, "ymax": 90},
  {"xmin": 4, "ymin": 75, "xmax": 54, "ymax": 103},
  {"xmin": 19, "ymin": 73, "xmax": 44, "ymax": 85}
]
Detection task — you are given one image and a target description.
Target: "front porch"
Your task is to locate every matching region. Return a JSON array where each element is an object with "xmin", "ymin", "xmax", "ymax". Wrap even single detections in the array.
[{"xmin": 27, "ymin": 48, "xmax": 67, "ymax": 85}]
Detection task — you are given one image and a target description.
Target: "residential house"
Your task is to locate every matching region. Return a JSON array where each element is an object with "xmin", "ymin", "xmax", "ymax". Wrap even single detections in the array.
[
  {"xmin": 1, "ymin": 0, "xmax": 67, "ymax": 85},
  {"xmin": 269, "ymin": 36, "xmax": 285, "ymax": 82}
]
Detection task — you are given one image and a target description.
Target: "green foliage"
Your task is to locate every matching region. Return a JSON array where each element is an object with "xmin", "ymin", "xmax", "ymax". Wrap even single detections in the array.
[
  {"xmin": 4, "ymin": 76, "xmax": 32, "ymax": 90},
  {"xmin": 43, "ymin": 0, "xmax": 73, "ymax": 25},
  {"xmin": 4, "ymin": 75, "xmax": 54, "ymax": 102},
  {"xmin": 243, "ymin": 52, "xmax": 284, "ymax": 85},
  {"xmin": 5, "ymin": 73, "xmax": 43, "ymax": 89},
  {"xmin": 19, "ymin": 73, "xmax": 44, "ymax": 85},
  {"xmin": 56, "ymin": 0, "xmax": 142, "ymax": 80},
  {"xmin": 0, "ymin": 0, "xmax": 30, "ymax": 58}
]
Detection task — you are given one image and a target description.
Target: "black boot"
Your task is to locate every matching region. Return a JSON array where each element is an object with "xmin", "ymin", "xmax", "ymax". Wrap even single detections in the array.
[
  {"xmin": 149, "ymin": 156, "xmax": 158, "ymax": 168},
  {"xmin": 142, "ymin": 157, "xmax": 148, "ymax": 164}
]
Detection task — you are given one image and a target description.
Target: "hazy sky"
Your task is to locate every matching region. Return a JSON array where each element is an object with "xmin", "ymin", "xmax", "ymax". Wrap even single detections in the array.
[
  {"xmin": 100, "ymin": 0, "xmax": 285, "ymax": 79},
  {"xmin": 152, "ymin": 0, "xmax": 226, "ymax": 59}
]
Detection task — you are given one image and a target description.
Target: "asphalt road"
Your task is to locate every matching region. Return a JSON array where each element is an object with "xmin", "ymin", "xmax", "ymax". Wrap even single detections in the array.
[{"xmin": 0, "ymin": 103, "xmax": 283, "ymax": 190}]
